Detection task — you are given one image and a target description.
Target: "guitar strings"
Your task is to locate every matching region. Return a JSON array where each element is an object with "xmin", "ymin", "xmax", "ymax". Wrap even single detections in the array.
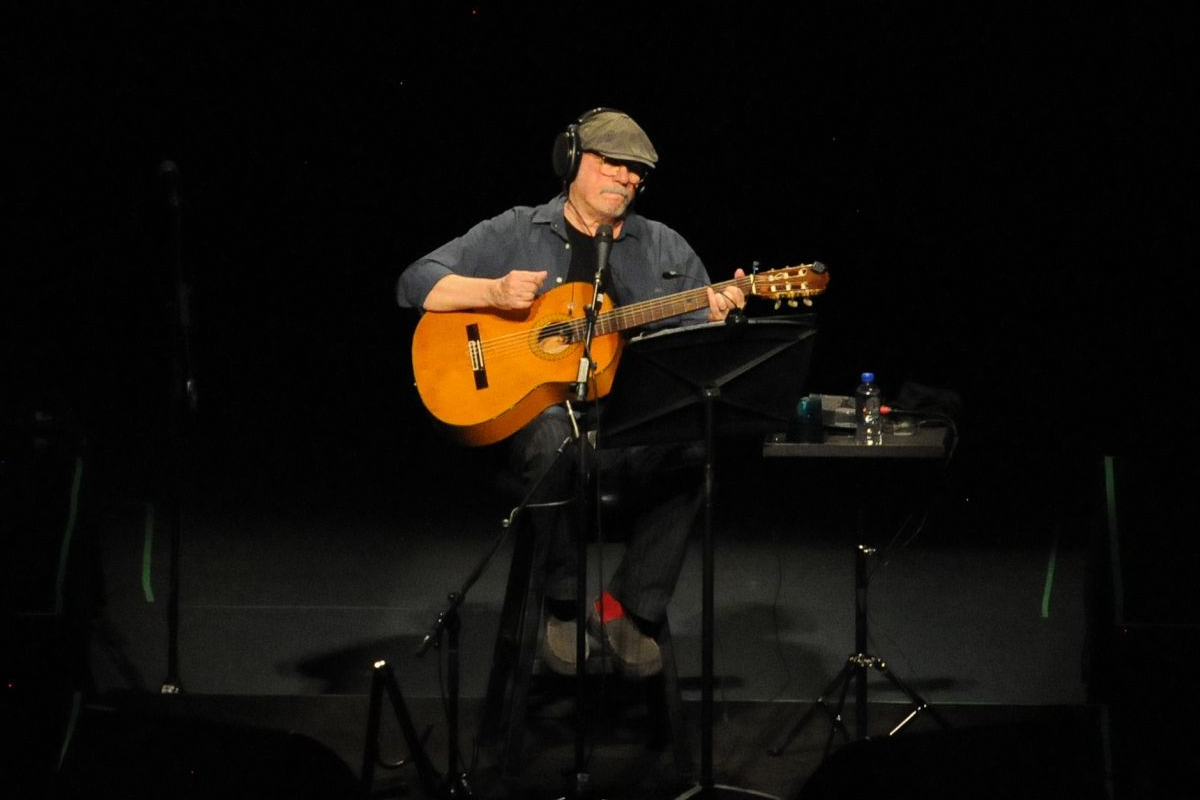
[
  {"xmin": 474, "ymin": 284, "xmax": 713, "ymax": 361},
  {"xmin": 467, "ymin": 267, "xmax": 814, "ymax": 362},
  {"xmin": 473, "ymin": 276, "xmax": 752, "ymax": 361}
]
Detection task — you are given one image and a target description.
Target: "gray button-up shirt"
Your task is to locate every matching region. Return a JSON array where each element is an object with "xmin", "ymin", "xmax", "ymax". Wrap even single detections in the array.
[{"xmin": 397, "ymin": 194, "xmax": 711, "ymax": 330}]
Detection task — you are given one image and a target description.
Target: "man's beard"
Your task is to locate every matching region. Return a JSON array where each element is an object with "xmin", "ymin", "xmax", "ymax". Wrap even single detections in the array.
[{"xmin": 599, "ymin": 187, "xmax": 632, "ymax": 218}]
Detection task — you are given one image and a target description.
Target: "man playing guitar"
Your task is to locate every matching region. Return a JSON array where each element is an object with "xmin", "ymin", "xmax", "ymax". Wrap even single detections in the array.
[{"xmin": 396, "ymin": 108, "xmax": 746, "ymax": 679}]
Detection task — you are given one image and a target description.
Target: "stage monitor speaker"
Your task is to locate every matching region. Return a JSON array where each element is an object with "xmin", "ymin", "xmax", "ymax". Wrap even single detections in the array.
[
  {"xmin": 1083, "ymin": 450, "xmax": 1200, "ymax": 799},
  {"xmin": 1084, "ymin": 450, "xmax": 1200, "ymax": 690},
  {"xmin": 47, "ymin": 704, "xmax": 362, "ymax": 800}
]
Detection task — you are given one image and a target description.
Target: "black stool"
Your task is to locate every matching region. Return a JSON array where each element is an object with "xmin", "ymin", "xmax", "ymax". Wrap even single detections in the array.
[{"xmin": 478, "ymin": 491, "xmax": 693, "ymax": 779}]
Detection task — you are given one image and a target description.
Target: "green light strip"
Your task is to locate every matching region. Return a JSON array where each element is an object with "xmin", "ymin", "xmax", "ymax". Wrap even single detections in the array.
[
  {"xmin": 54, "ymin": 456, "xmax": 85, "ymax": 615},
  {"xmin": 142, "ymin": 502, "xmax": 155, "ymax": 603},
  {"xmin": 1041, "ymin": 528, "xmax": 1058, "ymax": 619},
  {"xmin": 57, "ymin": 690, "xmax": 82, "ymax": 772}
]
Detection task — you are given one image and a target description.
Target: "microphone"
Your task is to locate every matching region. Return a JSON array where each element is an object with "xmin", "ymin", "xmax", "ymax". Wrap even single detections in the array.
[
  {"xmin": 575, "ymin": 223, "xmax": 614, "ymax": 402},
  {"xmin": 594, "ymin": 223, "xmax": 613, "ymax": 282}
]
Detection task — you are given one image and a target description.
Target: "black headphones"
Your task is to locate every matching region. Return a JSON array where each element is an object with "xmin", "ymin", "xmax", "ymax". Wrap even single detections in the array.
[{"xmin": 551, "ymin": 107, "xmax": 626, "ymax": 187}]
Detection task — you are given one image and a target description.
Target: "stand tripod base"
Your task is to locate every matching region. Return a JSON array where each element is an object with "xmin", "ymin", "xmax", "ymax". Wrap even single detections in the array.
[{"xmin": 768, "ymin": 652, "xmax": 947, "ymax": 760}]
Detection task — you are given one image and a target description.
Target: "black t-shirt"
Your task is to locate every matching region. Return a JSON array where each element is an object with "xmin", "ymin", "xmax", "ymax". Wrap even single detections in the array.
[{"xmin": 565, "ymin": 220, "xmax": 609, "ymax": 292}]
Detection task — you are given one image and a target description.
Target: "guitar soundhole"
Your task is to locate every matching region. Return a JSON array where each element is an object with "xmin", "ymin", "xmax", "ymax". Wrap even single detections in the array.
[{"xmin": 533, "ymin": 317, "xmax": 578, "ymax": 360}]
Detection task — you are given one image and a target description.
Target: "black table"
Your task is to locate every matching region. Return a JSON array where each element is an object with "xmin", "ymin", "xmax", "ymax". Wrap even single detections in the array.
[{"xmin": 763, "ymin": 425, "xmax": 951, "ymax": 460}]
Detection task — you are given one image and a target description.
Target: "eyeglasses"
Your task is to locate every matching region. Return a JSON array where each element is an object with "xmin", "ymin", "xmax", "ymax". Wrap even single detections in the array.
[{"xmin": 586, "ymin": 151, "xmax": 649, "ymax": 183}]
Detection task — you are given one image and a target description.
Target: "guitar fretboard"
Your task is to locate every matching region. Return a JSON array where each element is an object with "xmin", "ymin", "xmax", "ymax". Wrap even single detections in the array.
[{"xmin": 588, "ymin": 276, "xmax": 751, "ymax": 337}]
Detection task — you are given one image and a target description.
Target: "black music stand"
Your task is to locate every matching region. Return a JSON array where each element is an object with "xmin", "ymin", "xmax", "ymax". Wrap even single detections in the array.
[{"xmin": 599, "ymin": 317, "xmax": 817, "ymax": 800}]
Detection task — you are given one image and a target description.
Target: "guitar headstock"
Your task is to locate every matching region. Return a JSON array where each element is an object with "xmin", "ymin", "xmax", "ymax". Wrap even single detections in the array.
[{"xmin": 748, "ymin": 262, "xmax": 830, "ymax": 308}]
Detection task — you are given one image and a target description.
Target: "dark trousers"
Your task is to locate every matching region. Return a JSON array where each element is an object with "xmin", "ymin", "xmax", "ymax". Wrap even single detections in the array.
[{"xmin": 507, "ymin": 405, "xmax": 704, "ymax": 624}]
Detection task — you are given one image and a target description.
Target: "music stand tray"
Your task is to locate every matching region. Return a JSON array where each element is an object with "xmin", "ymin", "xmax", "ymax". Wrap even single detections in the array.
[{"xmin": 596, "ymin": 317, "xmax": 817, "ymax": 799}]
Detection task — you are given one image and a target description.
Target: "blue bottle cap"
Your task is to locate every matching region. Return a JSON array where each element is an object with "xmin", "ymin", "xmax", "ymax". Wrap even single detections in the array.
[{"xmin": 861, "ymin": 372, "xmax": 875, "ymax": 383}]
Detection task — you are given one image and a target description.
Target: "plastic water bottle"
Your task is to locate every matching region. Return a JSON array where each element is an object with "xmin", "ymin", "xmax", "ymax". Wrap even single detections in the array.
[{"xmin": 855, "ymin": 372, "xmax": 883, "ymax": 445}]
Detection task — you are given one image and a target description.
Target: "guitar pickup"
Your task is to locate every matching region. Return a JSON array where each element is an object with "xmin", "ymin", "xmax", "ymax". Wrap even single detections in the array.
[{"xmin": 466, "ymin": 323, "xmax": 488, "ymax": 390}]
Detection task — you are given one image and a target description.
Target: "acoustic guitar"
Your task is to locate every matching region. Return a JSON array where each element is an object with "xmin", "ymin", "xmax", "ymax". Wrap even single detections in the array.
[{"xmin": 411, "ymin": 264, "xmax": 829, "ymax": 445}]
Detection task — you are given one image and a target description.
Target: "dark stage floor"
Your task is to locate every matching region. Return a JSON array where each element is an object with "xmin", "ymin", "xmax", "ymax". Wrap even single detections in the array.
[
  {"xmin": 6, "ymin": 434, "xmax": 1197, "ymax": 799},
  {"xmin": 24, "ymin": 692, "xmax": 1110, "ymax": 800}
]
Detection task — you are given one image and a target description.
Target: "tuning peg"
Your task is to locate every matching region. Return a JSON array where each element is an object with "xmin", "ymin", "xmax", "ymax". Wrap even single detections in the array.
[
  {"xmin": 803, "ymin": 298, "xmax": 813, "ymax": 307},
  {"xmin": 774, "ymin": 300, "xmax": 782, "ymax": 310},
  {"xmin": 787, "ymin": 300, "xmax": 798, "ymax": 308}
]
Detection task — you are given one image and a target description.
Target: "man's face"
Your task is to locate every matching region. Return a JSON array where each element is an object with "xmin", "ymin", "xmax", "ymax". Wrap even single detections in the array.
[{"xmin": 568, "ymin": 151, "xmax": 646, "ymax": 221}]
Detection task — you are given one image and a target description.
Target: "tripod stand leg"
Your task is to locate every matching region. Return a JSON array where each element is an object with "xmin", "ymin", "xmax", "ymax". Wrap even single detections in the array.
[
  {"xmin": 361, "ymin": 664, "xmax": 385, "ymax": 792},
  {"xmin": 360, "ymin": 660, "xmax": 442, "ymax": 797},
  {"xmin": 501, "ymin": 557, "xmax": 547, "ymax": 777},
  {"xmin": 824, "ymin": 662, "xmax": 856, "ymax": 759},
  {"xmin": 381, "ymin": 664, "xmax": 441, "ymax": 794},
  {"xmin": 480, "ymin": 520, "xmax": 535, "ymax": 739},
  {"xmin": 875, "ymin": 661, "xmax": 950, "ymax": 735},
  {"xmin": 768, "ymin": 659, "xmax": 856, "ymax": 756}
]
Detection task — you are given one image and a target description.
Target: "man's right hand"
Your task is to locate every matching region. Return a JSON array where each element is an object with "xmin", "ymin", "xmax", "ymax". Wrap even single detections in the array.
[
  {"xmin": 422, "ymin": 270, "xmax": 549, "ymax": 312},
  {"xmin": 490, "ymin": 270, "xmax": 548, "ymax": 310}
]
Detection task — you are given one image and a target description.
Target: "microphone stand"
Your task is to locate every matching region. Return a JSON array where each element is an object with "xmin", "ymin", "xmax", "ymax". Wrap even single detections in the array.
[
  {"xmin": 386, "ymin": 435, "xmax": 577, "ymax": 800},
  {"xmin": 158, "ymin": 159, "xmax": 197, "ymax": 696},
  {"xmin": 565, "ymin": 222, "xmax": 612, "ymax": 799},
  {"xmin": 414, "ymin": 595, "xmax": 473, "ymax": 799}
]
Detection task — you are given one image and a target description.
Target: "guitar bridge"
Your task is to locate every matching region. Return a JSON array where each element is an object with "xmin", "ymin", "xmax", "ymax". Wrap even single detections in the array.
[{"xmin": 466, "ymin": 323, "xmax": 488, "ymax": 389}]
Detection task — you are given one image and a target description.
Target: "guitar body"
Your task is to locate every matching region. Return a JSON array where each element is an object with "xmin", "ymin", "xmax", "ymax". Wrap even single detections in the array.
[{"xmin": 411, "ymin": 282, "xmax": 623, "ymax": 446}]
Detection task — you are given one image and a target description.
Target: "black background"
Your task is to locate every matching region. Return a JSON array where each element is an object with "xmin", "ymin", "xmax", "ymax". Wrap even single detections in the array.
[{"xmin": 5, "ymin": 4, "xmax": 1192, "ymax": 527}]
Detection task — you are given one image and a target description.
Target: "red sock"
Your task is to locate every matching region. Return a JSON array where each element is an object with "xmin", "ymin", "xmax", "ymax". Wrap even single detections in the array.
[{"xmin": 594, "ymin": 591, "xmax": 625, "ymax": 623}]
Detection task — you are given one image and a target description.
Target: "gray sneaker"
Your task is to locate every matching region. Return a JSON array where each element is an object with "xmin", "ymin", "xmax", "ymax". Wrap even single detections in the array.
[
  {"xmin": 588, "ymin": 608, "xmax": 662, "ymax": 679},
  {"xmin": 539, "ymin": 615, "xmax": 590, "ymax": 676}
]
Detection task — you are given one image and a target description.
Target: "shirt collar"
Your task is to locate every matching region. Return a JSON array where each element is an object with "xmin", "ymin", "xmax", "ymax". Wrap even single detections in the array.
[{"xmin": 533, "ymin": 193, "xmax": 643, "ymax": 242}]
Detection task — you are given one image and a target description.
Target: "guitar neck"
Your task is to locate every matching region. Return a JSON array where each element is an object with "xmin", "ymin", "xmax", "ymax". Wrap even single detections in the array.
[{"xmin": 594, "ymin": 275, "xmax": 749, "ymax": 336}]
